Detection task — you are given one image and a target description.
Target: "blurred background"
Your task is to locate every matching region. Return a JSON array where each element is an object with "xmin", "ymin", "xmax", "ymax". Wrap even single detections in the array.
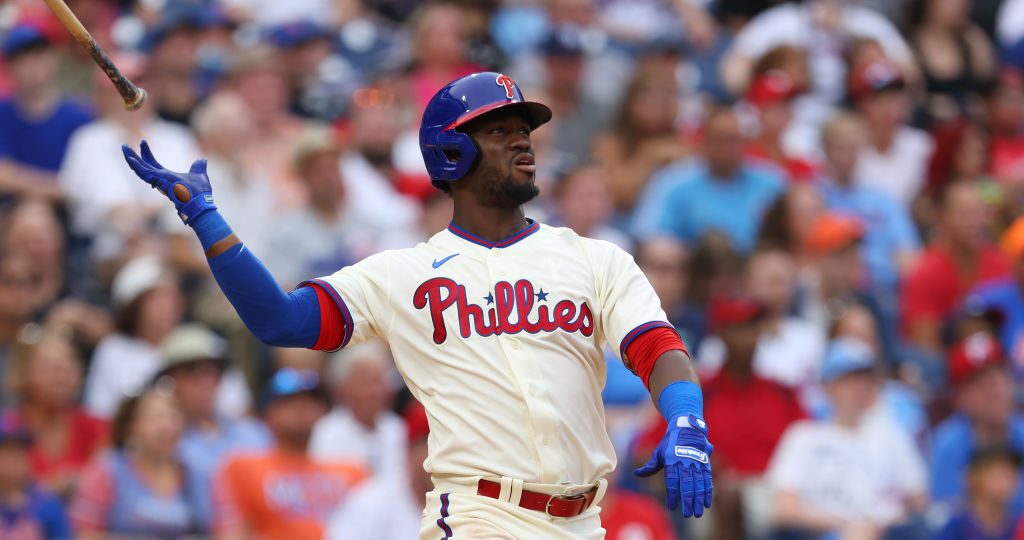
[{"xmin": 2, "ymin": 0, "xmax": 1024, "ymax": 538}]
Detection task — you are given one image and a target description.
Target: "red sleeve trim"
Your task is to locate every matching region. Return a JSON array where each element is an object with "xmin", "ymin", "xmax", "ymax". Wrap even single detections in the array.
[
  {"xmin": 308, "ymin": 283, "xmax": 344, "ymax": 352},
  {"xmin": 624, "ymin": 326, "xmax": 689, "ymax": 389}
]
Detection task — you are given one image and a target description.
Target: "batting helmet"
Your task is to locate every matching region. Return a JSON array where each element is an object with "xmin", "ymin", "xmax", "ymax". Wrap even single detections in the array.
[{"xmin": 420, "ymin": 72, "xmax": 552, "ymax": 184}]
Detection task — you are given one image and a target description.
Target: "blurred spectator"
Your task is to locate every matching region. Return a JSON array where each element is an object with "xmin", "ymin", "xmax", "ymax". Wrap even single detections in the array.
[
  {"xmin": 551, "ymin": 166, "xmax": 631, "ymax": 250},
  {"xmin": 70, "ymin": 387, "xmax": 200, "ymax": 538},
  {"xmin": 934, "ymin": 445, "xmax": 1021, "ymax": 540},
  {"xmin": 266, "ymin": 21, "xmax": 336, "ymax": 119},
  {"xmin": 170, "ymin": 91, "xmax": 277, "ymax": 274},
  {"xmin": 219, "ymin": 0, "xmax": 336, "ymax": 26},
  {"xmin": 228, "ymin": 47, "xmax": 309, "ymax": 209},
  {"xmin": 155, "ymin": 324, "xmax": 270, "ymax": 533},
  {"xmin": 930, "ymin": 332, "xmax": 1024, "ymax": 516},
  {"xmin": 600, "ymin": 482, "xmax": 678, "ymax": 540},
  {"xmin": 310, "ymin": 340, "xmax": 405, "ymax": 482},
  {"xmin": 58, "ymin": 53, "xmax": 200, "ymax": 263},
  {"xmin": 756, "ymin": 184, "xmax": 826, "ymax": 268},
  {"xmin": 743, "ymin": 68, "xmax": 817, "ymax": 183},
  {"xmin": 213, "ymin": 368, "xmax": 367, "ymax": 540},
  {"xmin": 4, "ymin": 330, "xmax": 107, "ymax": 497},
  {"xmin": 144, "ymin": 5, "xmax": 206, "ymax": 125},
  {"xmin": 766, "ymin": 337, "xmax": 928, "ymax": 538},
  {"xmin": 850, "ymin": 58, "xmax": 935, "ymax": 207},
  {"xmin": 907, "ymin": 0, "xmax": 997, "ymax": 122},
  {"xmin": 338, "ymin": 86, "xmax": 423, "ymax": 241},
  {"xmin": 0, "ymin": 23, "xmax": 92, "ymax": 202},
  {"xmin": 969, "ymin": 217, "xmax": 1024, "ymax": 369},
  {"xmin": 700, "ymin": 296, "xmax": 806, "ymax": 540},
  {"xmin": 902, "ymin": 182, "xmax": 1011, "ymax": 351},
  {"xmin": 407, "ymin": 2, "xmax": 480, "ymax": 115},
  {"xmin": 922, "ymin": 119, "xmax": 994, "ymax": 233},
  {"xmin": 0, "ymin": 418, "xmax": 72, "ymax": 540},
  {"xmin": 1, "ymin": 200, "xmax": 66, "ymax": 309},
  {"xmin": 83, "ymin": 256, "xmax": 185, "ymax": 418},
  {"xmin": 264, "ymin": 125, "xmax": 359, "ymax": 288},
  {"xmin": 592, "ymin": 65, "xmax": 687, "ymax": 212},
  {"xmin": 722, "ymin": 0, "xmax": 914, "ymax": 151},
  {"xmin": 633, "ymin": 106, "xmax": 784, "ymax": 254},
  {"xmin": 634, "ymin": 237, "xmax": 702, "ymax": 345},
  {"xmin": 986, "ymin": 69, "xmax": 1024, "ymax": 190},
  {"xmin": 699, "ymin": 249, "xmax": 825, "ymax": 393},
  {"xmin": 325, "ymin": 401, "xmax": 432, "ymax": 540},
  {"xmin": 0, "ymin": 253, "xmax": 47, "ymax": 405},
  {"xmin": 818, "ymin": 113, "xmax": 920, "ymax": 293}
]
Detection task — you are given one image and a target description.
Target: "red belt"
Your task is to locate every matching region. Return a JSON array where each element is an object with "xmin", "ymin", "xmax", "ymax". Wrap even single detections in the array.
[{"xmin": 477, "ymin": 479, "xmax": 598, "ymax": 518}]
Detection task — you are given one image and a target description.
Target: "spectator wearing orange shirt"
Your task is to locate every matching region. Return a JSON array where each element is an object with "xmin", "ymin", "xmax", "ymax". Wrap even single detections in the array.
[
  {"xmin": 213, "ymin": 368, "xmax": 366, "ymax": 540},
  {"xmin": 903, "ymin": 181, "xmax": 1011, "ymax": 352}
]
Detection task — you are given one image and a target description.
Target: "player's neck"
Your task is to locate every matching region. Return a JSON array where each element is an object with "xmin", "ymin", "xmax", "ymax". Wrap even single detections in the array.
[{"xmin": 450, "ymin": 204, "xmax": 529, "ymax": 244}]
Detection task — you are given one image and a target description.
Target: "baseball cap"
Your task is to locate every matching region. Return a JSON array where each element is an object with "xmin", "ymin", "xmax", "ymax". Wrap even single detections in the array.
[
  {"xmin": 111, "ymin": 256, "xmax": 173, "ymax": 307},
  {"xmin": 969, "ymin": 444, "xmax": 1023, "ymax": 470},
  {"xmin": 707, "ymin": 296, "xmax": 767, "ymax": 333},
  {"xmin": 143, "ymin": 3, "xmax": 212, "ymax": 50},
  {"xmin": 542, "ymin": 25, "xmax": 585, "ymax": 57},
  {"xmin": 848, "ymin": 58, "xmax": 906, "ymax": 102},
  {"xmin": 805, "ymin": 213, "xmax": 864, "ymax": 254},
  {"xmin": 1001, "ymin": 217, "xmax": 1024, "ymax": 260},
  {"xmin": 3, "ymin": 24, "xmax": 50, "ymax": 59},
  {"xmin": 266, "ymin": 21, "xmax": 329, "ymax": 49},
  {"xmin": 156, "ymin": 324, "xmax": 227, "ymax": 379},
  {"xmin": 746, "ymin": 70, "xmax": 803, "ymax": 109},
  {"xmin": 949, "ymin": 332, "xmax": 1006, "ymax": 388},
  {"xmin": 259, "ymin": 368, "xmax": 327, "ymax": 410},
  {"xmin": 291, "ymin": 124, "xmax": 341, "ymax": 172},
  {"xmin": 821, "ymin": 337, "xmax": 877, "ymax": 383}
]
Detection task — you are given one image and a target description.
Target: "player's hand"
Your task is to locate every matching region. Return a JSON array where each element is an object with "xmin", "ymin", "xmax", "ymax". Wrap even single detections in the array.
[
  {"xmin": 634, "ymin": 414, "xmax": 713, "ymax": 517},
  {"xmin": 122, "ymin": 140, "xmax": 216, "ymax": 225}
]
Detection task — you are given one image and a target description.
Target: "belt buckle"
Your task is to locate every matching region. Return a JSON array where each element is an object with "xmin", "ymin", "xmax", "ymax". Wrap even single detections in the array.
[{"xmin": 544, "ymin": 492, "xmax": 586, "ymax": 518}]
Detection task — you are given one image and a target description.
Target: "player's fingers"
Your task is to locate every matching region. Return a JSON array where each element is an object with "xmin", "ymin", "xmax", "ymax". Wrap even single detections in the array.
[
  {"xmin": 633, "ymin": 453, "xmax": 662, "ymax": 477},
  {"xmin": 693, "ymin": 467, "xmax": 706, "ymax": 518},
  {"xmin": 704, "ymin": 469, "xmax": 714, "ymax": 509},
  {"xmin": 664, "ymin": 464, "xmax": 680, "ymax": 511},
  {"xmin": 680, "ymin": 466, "xmax": 695, "ymax": 517},
  {"xmin": 140, "ymin": 140, "xmax": 166, "ymax": 169},
  {"xmin": 124, "ymin": 156, "xmax": 157, "ymax": 185}
]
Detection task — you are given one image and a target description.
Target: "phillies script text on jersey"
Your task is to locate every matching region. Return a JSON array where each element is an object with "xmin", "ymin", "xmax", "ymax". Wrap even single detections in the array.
[{"xmin": 413, "ymin": 278, "xmax": 594, "ymax": 344}]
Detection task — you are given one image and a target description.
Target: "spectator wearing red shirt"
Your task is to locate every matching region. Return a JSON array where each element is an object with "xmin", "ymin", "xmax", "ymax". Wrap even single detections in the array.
[
  {"xmin": 986, "ymin": 69, "xmax": 1024, "ymax": 187},
  {"xmin": 4, "ymin": 331, "xmax": 107, "ymax": 498},
  {"xmin": 903, "ymin": 181, "xmax": 1011, "ymax": 351},
  {"xmin": 600, "ymin": 486, "xmax": 678, "ymax": 540},
  {"xmin": 701, "ymin": 296, "xmax": 806, "ymax": 540},
  {"xmin": 744, "ymin": 70, "xmax": 818, "ymax": 183}
]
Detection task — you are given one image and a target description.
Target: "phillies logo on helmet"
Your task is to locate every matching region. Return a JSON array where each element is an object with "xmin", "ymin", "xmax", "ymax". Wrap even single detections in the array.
[{"xmin": 496, "ymin": 74, "xmax": 516, "ymax": 100}]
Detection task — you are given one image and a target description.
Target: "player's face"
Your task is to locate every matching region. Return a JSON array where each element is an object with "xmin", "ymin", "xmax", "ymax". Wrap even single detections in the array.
[{"xmin": 463, "ymin": 109, "xmax": 539, "ymax": 208}]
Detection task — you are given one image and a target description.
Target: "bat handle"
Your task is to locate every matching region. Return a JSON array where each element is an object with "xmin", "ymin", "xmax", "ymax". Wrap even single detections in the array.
[{"xmin": 83, "ymin": 40, "xmax": 148, "ymax": 111}]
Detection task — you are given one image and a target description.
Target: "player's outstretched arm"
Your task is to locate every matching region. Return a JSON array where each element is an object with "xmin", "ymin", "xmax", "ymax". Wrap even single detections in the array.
[
  {"xmin": 122, "ymin": 141, "xmax": 322, "ymax": 348},
  {"xmin": 634, "ymin": 350, "xmax": 714, "ymax": 518}
]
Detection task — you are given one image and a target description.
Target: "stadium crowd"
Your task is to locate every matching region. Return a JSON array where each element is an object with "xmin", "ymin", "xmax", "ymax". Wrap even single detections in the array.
[{"xmin": 4, "ymin": 0, "xmax": 1024, "ymax": 538}]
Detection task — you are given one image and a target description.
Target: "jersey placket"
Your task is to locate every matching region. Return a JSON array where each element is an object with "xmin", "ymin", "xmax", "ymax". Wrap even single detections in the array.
[{"xmin": 486, "ymin": 247, "xmax": 566, "ymax": 483}]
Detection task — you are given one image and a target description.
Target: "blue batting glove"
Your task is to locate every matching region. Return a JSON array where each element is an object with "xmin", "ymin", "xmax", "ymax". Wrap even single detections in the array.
[
  {"xmin": 122, "ymin": 140, "xmax": 216, "ymax": 225},
  {"xmin": 634, "ymin": 414, "xmax": 714, "ymax": 517}
]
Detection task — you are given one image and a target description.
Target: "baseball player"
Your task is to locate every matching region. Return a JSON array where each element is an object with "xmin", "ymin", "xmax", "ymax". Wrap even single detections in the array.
[{"xmin": 122, "ymin": 72, "xmax": 713, "ymax": 539}]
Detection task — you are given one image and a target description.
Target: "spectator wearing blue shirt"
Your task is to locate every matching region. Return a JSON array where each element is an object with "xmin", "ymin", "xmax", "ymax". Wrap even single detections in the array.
[
  {"xmin": 933, "ymin": 445, "xmax": 1021, "ymax": 540},
  {"xmin": 632, "ymin": 106, "xmax": 784, "ymax": 254},
  {"xmin": 930, "ymin": 333, "xmax": 1024, "ymax": 517},
  {"xmin": 153, "ymin": 325, "xmax": 270, "ymax": 534},
  {"xmin": 0, "ymin": 418, "xmax": 72, "ymax": 540},
  {"xmin": 0, "ymin": 24, "xmax": 93, "ymax": 201},
  {"xmin": 817, "ymin": 113, "xmax": 920, "ymax": 292}
]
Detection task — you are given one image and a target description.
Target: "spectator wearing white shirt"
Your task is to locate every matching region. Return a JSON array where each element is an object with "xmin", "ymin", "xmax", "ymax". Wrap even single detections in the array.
[
  {"xmin": 58, "ymin": 54, "xmax": 200, "ymax": 264},
  {"xmin": 849, "ymin": 58, "xmax": 935, "ymax": 206},
  {"xmin": 325, "ymin": 401, "xmax": 431, "ymax": 540},
  {"xmin": 310, "ymin": 340, "xmax": 406, "ymax": 482},
  {"xmin": 766, "ymin": 337, "xmax": 928, "ymax": 539}
]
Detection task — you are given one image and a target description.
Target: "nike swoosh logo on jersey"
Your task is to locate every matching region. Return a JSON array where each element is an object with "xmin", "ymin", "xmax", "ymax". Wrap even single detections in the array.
[{"xmin": 432, "ymin": 253, "xmax": 459, "ymax": 269}]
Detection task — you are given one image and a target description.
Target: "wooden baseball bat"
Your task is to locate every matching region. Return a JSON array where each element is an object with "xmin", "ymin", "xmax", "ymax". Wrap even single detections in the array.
[{"xmin": 40, "ymin": 0, "xmax": 147, "ymax": 110}]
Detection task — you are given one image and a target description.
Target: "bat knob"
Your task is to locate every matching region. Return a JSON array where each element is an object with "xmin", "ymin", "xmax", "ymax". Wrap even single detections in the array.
[{"xmin": 125, "ymin": 88, "xmax": 147, "ymax": 111}]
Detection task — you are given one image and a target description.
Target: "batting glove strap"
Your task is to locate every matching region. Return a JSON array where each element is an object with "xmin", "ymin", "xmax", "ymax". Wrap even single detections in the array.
[{"xmin": 177, "ymin": 192, "xmax": 217, "ymax": 224}]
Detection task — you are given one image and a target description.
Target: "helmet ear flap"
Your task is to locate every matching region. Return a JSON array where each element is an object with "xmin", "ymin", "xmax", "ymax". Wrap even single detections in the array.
[{"xmin": 429, "ymin": 129, "xmax": 478, "ymax": 182}]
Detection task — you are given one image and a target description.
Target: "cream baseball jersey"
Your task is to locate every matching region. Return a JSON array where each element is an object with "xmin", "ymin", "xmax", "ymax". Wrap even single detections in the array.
[{"xmin": 305, "ymin": 220, "xmax": 670, "ymax": 485}]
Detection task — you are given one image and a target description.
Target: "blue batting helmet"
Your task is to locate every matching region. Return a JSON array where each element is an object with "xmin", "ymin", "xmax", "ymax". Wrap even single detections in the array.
[{"xmin": 419, "ymin": 72, "xmax": 552, "ymax": 184}]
